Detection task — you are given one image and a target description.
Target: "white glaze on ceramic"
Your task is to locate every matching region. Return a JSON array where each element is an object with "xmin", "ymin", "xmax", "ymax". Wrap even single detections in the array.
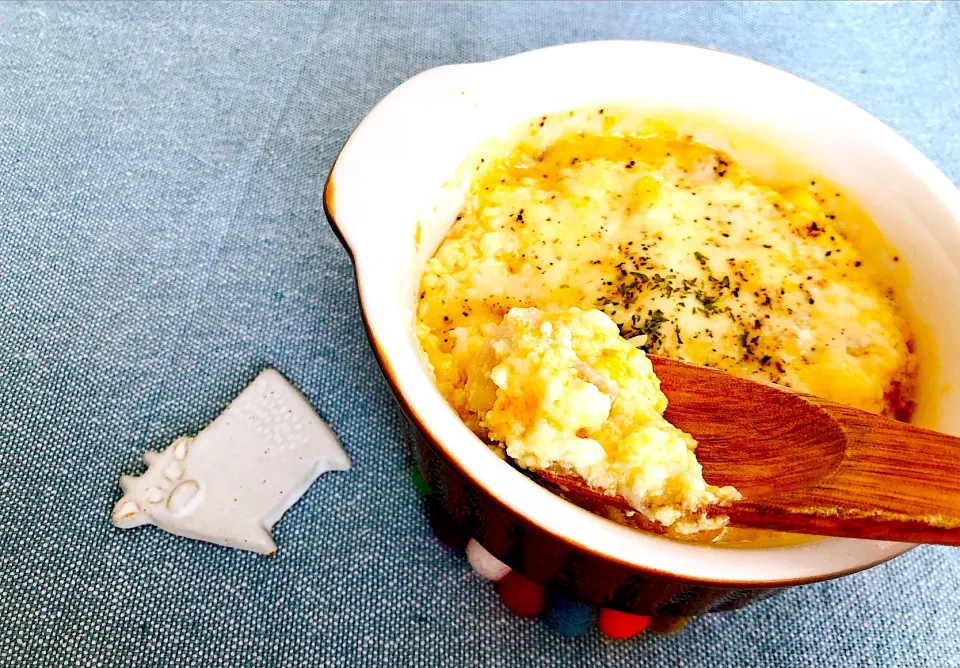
[
  {"xmin": 328, "ymin": 41, "xmax": 960, "ymax": 583},
  {"xmin": 112, "ymin": 369, "xmax": 351, "ymax": 554}
]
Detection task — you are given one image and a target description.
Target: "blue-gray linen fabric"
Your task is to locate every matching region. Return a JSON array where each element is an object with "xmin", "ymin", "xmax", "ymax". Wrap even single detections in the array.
[{"xmin": 1, "ymin": 2, "xmax": 958, "ymax": 666}]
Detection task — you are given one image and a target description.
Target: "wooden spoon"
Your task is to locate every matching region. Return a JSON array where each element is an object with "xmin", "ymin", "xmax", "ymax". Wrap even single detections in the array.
[{"xmin": 534, "ymin": 355, "xmax": 960, "ymax": 545}]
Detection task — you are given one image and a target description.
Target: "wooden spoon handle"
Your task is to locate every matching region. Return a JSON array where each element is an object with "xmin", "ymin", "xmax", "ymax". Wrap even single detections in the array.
[
  {"xmin": 727, "ymin": 503, "xmax": 960, "ymax": 545},
  {"xmin": 541, "ymin": 465, "xmax": 960, "ymax": 546},
  {"xmin": 728, "ymin": 397, "xmax": 960, "ymax": 545},
  {"xmin": 644, "ymin": 355, "xmax": 960, "ymax": 544}
]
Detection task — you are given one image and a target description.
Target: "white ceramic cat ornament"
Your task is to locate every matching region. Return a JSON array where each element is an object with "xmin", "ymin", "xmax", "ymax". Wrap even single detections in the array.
[{"xmin": 112, "ymin": 370, "xmax": 351, "ymax": 554}]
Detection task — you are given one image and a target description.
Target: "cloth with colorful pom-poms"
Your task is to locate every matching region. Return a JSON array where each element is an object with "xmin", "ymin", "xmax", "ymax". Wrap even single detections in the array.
[{"xmin": 409, "ymin": 463, "xmax": 691, "ymax": 639}]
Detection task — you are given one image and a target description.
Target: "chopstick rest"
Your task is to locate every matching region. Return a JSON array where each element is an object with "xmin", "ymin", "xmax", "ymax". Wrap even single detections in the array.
[{"xmin": 111, "ymin": 369, "xmax": 350, "ymax": 554}]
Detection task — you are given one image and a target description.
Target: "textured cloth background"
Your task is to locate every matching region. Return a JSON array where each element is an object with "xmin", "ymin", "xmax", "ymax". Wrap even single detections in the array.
[{"xmin": 1, "ymin": 1, "xmax": 959, "ymax": 666}]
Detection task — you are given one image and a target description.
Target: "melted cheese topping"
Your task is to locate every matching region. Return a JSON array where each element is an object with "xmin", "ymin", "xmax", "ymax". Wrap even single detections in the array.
[
  {"xmin": 468, "ymin": 307, "xmax": 740, "ymax": 533},
  {"xmin": 416, "ymin": 111, "xmax": 916, "ymax": 539}
]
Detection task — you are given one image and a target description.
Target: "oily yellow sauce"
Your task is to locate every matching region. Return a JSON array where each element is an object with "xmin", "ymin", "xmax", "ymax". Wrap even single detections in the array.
[{"xmin": 416, "ymin": 108, "xmax": 917, "ymax": 547}]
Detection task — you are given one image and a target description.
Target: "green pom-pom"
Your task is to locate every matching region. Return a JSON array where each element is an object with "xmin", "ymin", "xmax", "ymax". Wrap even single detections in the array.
[{"xmin": 408, "ymin": 464, "xmax": 432, "ymax": 497}]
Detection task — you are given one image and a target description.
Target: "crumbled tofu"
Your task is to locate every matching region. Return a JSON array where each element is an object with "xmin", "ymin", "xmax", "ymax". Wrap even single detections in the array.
[{"xmin": 467, "ymin": 307, "xmax": 740, "ymax": 534}]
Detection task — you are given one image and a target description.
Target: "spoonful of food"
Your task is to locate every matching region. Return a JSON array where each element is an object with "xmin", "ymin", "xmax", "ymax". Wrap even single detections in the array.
[{"xmin": 538, "ymin": 354, "xmax": 960, "ymax": 546}]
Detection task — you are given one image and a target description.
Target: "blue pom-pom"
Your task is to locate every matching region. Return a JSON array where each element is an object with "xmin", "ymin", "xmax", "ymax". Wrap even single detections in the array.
[{"xmin": 546, "ymin": 592, "xmax": 596, "ymax": 637}]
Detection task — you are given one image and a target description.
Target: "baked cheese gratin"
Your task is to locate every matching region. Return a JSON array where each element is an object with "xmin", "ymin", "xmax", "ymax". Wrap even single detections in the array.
[
  {"xmin": 467, "ymin": 306, "xmax": 740, "ymax": 534},
  {"xmin": 415, "ymin": 108, "xmax": 917, "ymax": 540}
]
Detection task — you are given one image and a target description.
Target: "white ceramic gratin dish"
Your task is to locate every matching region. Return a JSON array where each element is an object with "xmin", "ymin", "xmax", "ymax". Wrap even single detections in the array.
[{"xmin": 325, "ymin": 41, "xmax": 960, "ymax": 610}]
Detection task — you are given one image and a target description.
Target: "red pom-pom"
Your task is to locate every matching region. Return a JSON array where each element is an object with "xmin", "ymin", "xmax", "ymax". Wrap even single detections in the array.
[
  {"xmin": 495, "ymin": 571, "xmax": 546, "ymax": 618},
  {"xmin": 597, "ymin": 607, "xmax": 651, "ymax": 639}
]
